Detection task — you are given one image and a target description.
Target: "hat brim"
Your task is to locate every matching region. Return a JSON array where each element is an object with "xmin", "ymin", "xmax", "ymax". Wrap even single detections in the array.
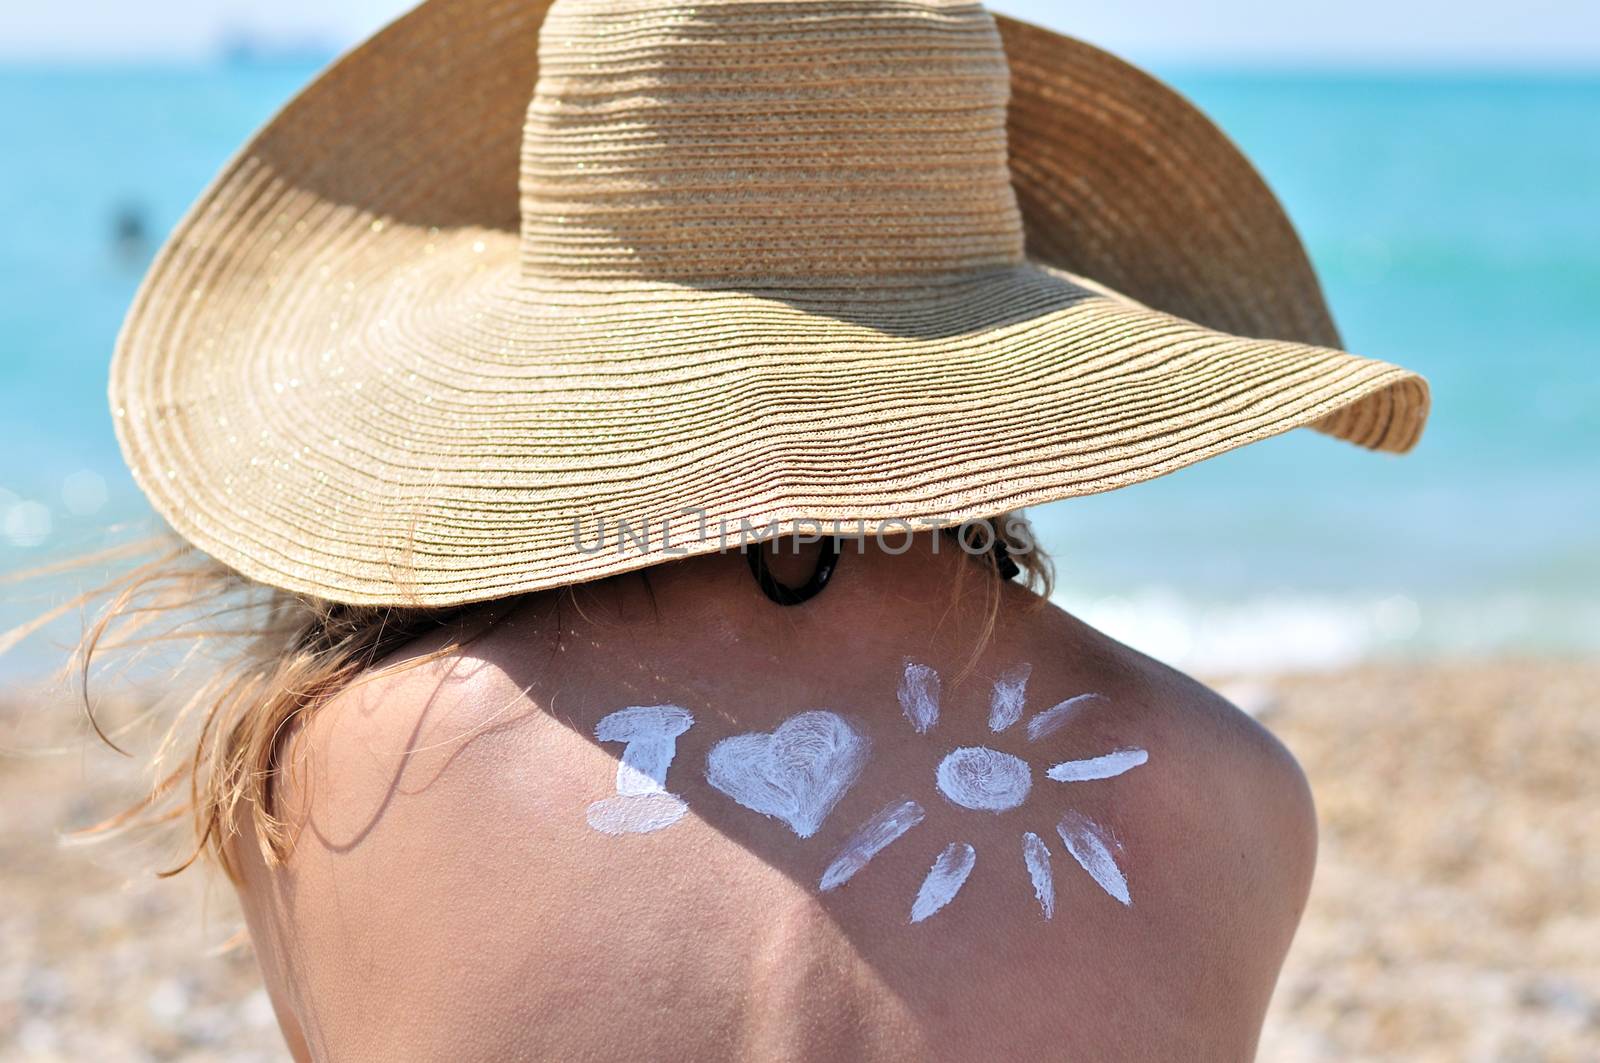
[{"xmin": 112, "ymin": 0, "xmax": 1429, "ymax": 605}]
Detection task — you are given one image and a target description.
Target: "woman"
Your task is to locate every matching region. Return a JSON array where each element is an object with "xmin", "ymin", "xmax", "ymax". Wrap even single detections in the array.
[{"xmin": 96, "ymin": 0, "xmax": 1428, "ymax": 1058}]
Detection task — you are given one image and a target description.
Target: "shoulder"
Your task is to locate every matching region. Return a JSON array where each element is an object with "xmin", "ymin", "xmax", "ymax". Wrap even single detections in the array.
[
  {"xmin": 229, "ymin": 613, "xmax": 603, "ymax": 1059},
  {"xmin": 1012, "ymin": 606, "xmax": 1319, "ymax": 1046},
  {"xmin": 1026, "ymin": 604, "xmax": 1319, "ymax": 913},
  {"xmin": 236, "ymin": 618, "xmax": 904, "ymax": 1059},
  {"xmin": 232, "ymin": 593, "xmax": 1319, "ymax": 1060}
]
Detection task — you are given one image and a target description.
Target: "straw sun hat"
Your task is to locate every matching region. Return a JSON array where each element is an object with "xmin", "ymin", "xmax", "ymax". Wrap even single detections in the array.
[{"xmin": 111, "ymin": 0, "xmax": 1429, "ymax": 606}]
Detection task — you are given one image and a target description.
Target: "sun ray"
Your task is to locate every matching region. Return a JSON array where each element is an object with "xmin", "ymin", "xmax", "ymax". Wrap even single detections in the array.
[
  {"xmin": 1022, "ymin": 831, "xmax": 1054, "ymax": 919},
  {"xmin": 1026, "ymin": 692, "xmax": 1105, "ymax": 743},
  {"xmin": 898, "ymin": 660, "xmax": 941, "ymax": 734},
  {"xmin": 820, "ymin": 798, "xmax": 926, "ymax": 891},
  {"xmin": 807, "ymin": 665, "xmax": 1148, "ymax": 924},
  {"xmin": 1057, "ymin": 810, "xmax": 1131, "ymax": 906},
  {"xmin": 987, "ymin": 663, "xmax": 1032, "ymax": 732},
  {"xmin": 911, "ymin": 842, "xmax": 977, "ymax": 923},
  {"xmin": 1046, "ymin": 748, "xmax": 1149, "ymax": 783}
]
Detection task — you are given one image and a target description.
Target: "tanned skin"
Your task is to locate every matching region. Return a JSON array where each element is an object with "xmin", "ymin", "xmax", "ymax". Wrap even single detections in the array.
[{"xmin": 231, "ymin": 537, "xmax": 1316, "ymax": 1061}]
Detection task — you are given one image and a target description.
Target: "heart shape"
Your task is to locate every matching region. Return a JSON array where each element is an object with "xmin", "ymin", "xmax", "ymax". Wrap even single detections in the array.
[{"xmin": 705, "ymin": 711, "xmax": 871, "ymax": 838}]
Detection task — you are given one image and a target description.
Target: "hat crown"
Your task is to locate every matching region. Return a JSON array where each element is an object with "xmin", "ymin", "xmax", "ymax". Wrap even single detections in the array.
[{"xmin": 519, "ymin": 0, "xmax": 1025, "ymax": 283}]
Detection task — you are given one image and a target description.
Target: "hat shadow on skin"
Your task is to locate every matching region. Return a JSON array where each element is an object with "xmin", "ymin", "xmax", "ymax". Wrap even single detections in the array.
[{"xmin": 269, "ymin": 552, "xmax": 1245, "ymax": 1056}]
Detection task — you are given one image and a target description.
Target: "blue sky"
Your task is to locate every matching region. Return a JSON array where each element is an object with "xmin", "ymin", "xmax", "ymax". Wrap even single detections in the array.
[{"xmin": 2, "ymin": 0, "xmax": 1598, "ymax": 66}]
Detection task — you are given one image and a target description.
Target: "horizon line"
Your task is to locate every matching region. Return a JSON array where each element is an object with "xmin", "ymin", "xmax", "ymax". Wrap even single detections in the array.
[{"xmin": 2, "ymin": 49, "xmax": 1598, "ymax": 77}]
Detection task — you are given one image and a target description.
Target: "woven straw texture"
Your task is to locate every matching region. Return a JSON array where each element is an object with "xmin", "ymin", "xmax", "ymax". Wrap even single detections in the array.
[{"xmin": 111, "ymin": 0, "xmax": 1429, "ymax": 605}]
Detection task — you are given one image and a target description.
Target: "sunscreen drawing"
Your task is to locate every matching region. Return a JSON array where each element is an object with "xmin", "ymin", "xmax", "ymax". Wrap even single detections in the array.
[
  {"xmin": 1022, "ymin": 831, "xmax": 1054, "ymax": 919},
  {"xmin": 818, "ymin": 663, "xmax": 1148, "ymax": 924},
  {"xmin": 936, "ymin": 747, "xmax": 1032, "ymax": 811},
  {"xmin": 988, "ymin": 663, "xmax": 1031, "ymax": 733},
  {"xmin": 1027, "ymin": 692, "xmax": 1105, "ymax": 743},
  {"xmin": 911, "ymin": 843, "xmax": 977, "ymax": 924},
  {"xmin": 1046, "ymin": 748, "xmax": 1149, "ymax": 783},
  {"xmin": 586, "ymin": 792, "xmax": 693, "ymax": 836},
  {"xmin": 820, "ymin": 798, "xmax": 927, "ymax": 891},
  {"xmin": 898, "ymin": 661, "xmax": 941, "ymax": 734},
  {"xmin": 588, "ymin": 665, "xmax": 1152, "ymax": 927},
  {"xmin": 587, "ymin": 705, "xmax": 694, "ymax": 835},
  {"xmin": 1056, "ymin": 810, "xmax": 1132, "ymax": 906},
  {"xmin": 706, "ymin": 710, "xmax": 870, "ymax": 838}
]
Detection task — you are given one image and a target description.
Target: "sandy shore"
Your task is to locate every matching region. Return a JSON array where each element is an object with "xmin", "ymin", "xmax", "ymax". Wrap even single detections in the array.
[
  {"xmin": 2, "ymin": 658, "xmax": 1596, "ymax": 1060},
  {"xmin": 1250, "ymin": 660, "xmax": 1599, "ymax": 1061}
]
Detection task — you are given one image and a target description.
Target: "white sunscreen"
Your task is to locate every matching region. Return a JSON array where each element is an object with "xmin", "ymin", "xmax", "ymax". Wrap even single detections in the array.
[
  {"xmin": 1027, "ymin": 692, "xmax": 1105, "ymax": 743},
  {"xmin": 898, "ymin": 661, "xmax": 941, "ymax": 734},
  {"xmin": 1046, "ymin": 747, "xmax": 1149, "ymax": 783},
  {"xmin": 705, "ymin": 710, "xmax": 870, "ymax": 838},
  {"xmin": 587, "ymin": 705, "xmax": 695, "ymax": 835},
  {"xmin": 1022, "ymin": 831, "xmax": 1054, "ymax": 919},
  {"xmin": 587, "ymin": 792, "xmax": 691, "ymax": 836},
  {"xmin": 820, "ymin": 798, "xmax": 927, "ymax": 892},
  {"xmin": 935, "ymin": 747, "xmax": 1032, "ymax": 812},
  {"xmin": 988, "ymin": 663, "xmax": 1032, "ymax": 732},
  {"xmin": 1057, "ymin": 810, "xmax": 1131, "ymax": 906},
  {"xmin": 595, "ymin": 705, "xmax": 694, "ymax": 794},
  {"xmin": 911, "ymin": 842, "xmax": 977, "ymax": 923}
]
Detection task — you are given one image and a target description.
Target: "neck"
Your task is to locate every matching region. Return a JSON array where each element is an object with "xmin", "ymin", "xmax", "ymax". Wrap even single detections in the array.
[{"xmin": 489, "ymin": 532, "xmax": 1028, "ymax": 686}]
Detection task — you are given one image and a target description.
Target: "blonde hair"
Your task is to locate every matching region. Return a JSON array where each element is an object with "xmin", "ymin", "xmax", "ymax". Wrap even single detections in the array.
[{"xmin": 23, "ymin": 516, "xmax": 1050, "ymax": 878}]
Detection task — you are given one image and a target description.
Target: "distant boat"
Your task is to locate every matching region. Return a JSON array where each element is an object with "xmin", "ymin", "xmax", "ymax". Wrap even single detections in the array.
[
  {"xmin": 217, "ymin": 27, "xmax": 337, "ymax": 68},
  {"xmin": 111, "ymin": 202, "xmax": 151, "ymax": 269}
]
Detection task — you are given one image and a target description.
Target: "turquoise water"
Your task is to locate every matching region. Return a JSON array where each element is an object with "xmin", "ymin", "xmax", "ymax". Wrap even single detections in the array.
[{"xmin": 1, "ymin": 64, "xmax": 1596, "ymax": 672}]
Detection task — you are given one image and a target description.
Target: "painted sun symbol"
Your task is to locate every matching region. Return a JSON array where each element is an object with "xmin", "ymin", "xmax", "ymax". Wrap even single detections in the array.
[{"xmin": 818, "ymin": 662, "xmax": 1149, "ymax": 924}]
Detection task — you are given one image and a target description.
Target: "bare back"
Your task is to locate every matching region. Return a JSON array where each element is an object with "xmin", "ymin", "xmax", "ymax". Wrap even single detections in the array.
[{"xmin": 233, "ymin": 541, "xmax": 1316, "ymax": 1061}]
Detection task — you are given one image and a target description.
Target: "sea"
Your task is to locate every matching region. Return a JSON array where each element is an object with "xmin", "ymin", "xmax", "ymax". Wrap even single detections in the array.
[{"xmin": 1, "ymin": 62, "xmax": 1596, "ymax": 676}]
